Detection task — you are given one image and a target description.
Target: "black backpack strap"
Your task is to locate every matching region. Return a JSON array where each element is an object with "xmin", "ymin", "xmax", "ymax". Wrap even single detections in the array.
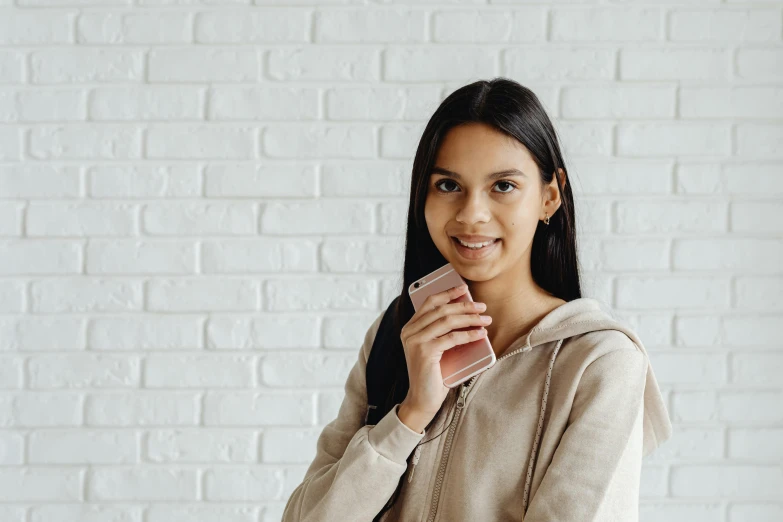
[{"xmin": 364, "ymin": 295, "xmax": 401, "ymax": 426}]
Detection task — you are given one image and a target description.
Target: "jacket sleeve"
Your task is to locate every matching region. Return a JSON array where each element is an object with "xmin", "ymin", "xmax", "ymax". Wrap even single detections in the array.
[
  {"xmin": 523, "ymin": 344, "xmax": 648, "ymax": 522},
  {"xmin": 281, "ymin": 308, "xmax": 427, "ymax": 522}
]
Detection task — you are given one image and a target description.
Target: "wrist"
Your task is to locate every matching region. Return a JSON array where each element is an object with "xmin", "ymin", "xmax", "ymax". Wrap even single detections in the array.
[{"xmin": 397, "ymin": 400, "xmax": 433, "ymax": 435}]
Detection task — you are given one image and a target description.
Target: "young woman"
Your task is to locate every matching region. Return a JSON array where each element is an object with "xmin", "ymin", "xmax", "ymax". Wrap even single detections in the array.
[{"xmin": 282, "ymin": 78, "xmax": 672, "ymax": 522}]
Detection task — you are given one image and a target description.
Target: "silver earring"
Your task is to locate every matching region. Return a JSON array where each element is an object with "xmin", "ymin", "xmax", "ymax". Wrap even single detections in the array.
[{"xmin": 544, "ymin": 213, "xmax": 550, "ymax": 225}]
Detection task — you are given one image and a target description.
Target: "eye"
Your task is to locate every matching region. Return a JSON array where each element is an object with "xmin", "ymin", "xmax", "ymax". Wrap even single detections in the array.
[{"xmin": 433, "ymin": 179, "xmax": 518, "ymax": 194}]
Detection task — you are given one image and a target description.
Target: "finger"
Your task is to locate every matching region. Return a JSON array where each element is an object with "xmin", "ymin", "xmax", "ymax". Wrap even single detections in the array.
[
  {"xmin": 404, "ymin": 283, "xmax": 470, "ymax": 341},
  {"xmin": 434, "ymin": 327, "xmax": 488, "ymax": 353},
  {"xmin": 409, "ymin": 284, "xmax": 469, "ymax": 336},
  {"xmin": 411, "ymin": 298, "xmax": 483, "ymax": 337},
  {"xmin": 419, "ymin": 283, "xmax": 469, "ymax": 316},
  {"xmin": 408, "ymin": 310, "xmax": 489, "ymax": 348}
]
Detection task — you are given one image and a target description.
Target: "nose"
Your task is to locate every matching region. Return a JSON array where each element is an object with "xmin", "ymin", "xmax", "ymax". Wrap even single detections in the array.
[{"xmin": 455, "ymin": 191, "xmax": 491, "ymax": 225}]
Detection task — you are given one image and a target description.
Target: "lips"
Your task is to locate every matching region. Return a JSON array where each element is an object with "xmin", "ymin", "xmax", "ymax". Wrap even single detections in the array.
[
  {"xmin": 451, "ymin": 236, "xmax": 500, "ymax": 259},
  {"xmin": 452, "ymin": 235, "xmax": 498, "ymax": 243},
  {"xmin": 451, "ymin": 236, "xmax": 499, "ymax": 247}
]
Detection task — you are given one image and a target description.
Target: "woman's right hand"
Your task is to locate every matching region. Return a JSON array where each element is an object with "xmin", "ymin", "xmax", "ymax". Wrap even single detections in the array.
[{"xmin": 398, "ymin": 284, "xmax": 492, "ymax": 422}]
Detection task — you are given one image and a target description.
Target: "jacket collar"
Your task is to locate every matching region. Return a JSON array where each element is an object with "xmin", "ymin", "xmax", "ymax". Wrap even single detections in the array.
[{"xmin": 507, "ymin": 297, "xmax": 672, "ymax": 458}]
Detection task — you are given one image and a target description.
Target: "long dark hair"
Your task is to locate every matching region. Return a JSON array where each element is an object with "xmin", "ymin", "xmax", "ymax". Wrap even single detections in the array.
[{"xmin": 372, "ymin": 77, "xmax": 582, "ymax": 521}]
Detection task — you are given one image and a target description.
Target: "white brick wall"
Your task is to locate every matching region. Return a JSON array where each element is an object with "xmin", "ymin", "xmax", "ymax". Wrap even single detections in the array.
[{"xmin": 0, "ymin": 1, "xmax": 780, "ymax": 521}]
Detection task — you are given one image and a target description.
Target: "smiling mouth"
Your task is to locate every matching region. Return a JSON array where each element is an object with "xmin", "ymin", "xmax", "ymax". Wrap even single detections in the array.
[
  {"xmin": 450, "ymin": 237, "xmax": 502, "ymax": 259},
  {"xmin": 451, "ymin": 237, "xmax": 500, "ymax": 248}
]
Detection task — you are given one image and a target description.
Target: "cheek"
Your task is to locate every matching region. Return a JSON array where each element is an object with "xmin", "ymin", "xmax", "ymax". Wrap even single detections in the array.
[
  {"xmin": 423, "ymin": 197, "xmax": 444, "ymax": 238},
  {"xmin": 423, "ymin": 198, "xmax": 434, "ymax": 225},
  {"xmin": 502, "ymin": 210, "xmax": 538, "ymax": 242}
]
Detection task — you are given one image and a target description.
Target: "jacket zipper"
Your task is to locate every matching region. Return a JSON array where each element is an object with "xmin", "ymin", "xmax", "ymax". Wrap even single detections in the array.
[
  {"xmin": 424, "ymin": 374, "xmax": 476, "ymax": 522},
  {"xmin": 422, "ymin": 344, "xmax": 530, "ymax": 522}
]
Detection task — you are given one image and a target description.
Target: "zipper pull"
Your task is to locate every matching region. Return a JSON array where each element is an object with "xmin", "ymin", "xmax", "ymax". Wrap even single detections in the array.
[
  {"xmin": 408, "ymin": 444, "xmax": 422, "ymax": 483},
  {"xmin": 456, "ymin": 382, "xmax": 469, "ymax": 409}
]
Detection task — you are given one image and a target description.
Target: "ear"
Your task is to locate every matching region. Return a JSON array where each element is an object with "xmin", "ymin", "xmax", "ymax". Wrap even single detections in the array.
[
  {"xmin": 542, "ymin": 168, "xmax": 565, "ymax": 218},
  {"xmin": 556, "ymin": 167, "xmax": 567, "ymax": 190}
]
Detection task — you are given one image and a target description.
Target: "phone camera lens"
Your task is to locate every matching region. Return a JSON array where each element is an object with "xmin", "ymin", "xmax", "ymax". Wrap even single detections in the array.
[{"xmin": 414, "ymin": 282, "xmax": 420, "ymax": 288}]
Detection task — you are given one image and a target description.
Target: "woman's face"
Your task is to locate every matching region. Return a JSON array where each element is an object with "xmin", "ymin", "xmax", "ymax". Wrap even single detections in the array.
[{"xmin": 424, "ymin": 122, "xmax": 560, "ymax": 281}]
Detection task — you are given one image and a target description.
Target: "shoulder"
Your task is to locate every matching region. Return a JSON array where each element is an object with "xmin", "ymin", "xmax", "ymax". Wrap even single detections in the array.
[
  {"xmin": 570, "ymin": 329, "xmax": 646, "ymax": 375},
  {"xmin": 581, "ymin": 329, "xmax": 640, "ymax": 353}
]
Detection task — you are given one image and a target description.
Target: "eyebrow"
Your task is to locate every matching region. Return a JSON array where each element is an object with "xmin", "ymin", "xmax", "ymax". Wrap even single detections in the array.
[{"xmin": 431, "ymin": 166, "xmax": 527, "ymax": 180}]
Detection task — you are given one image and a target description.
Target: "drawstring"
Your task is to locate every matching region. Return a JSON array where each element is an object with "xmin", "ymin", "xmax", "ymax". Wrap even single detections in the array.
[{"xmin": 522, "ymin": 337, "xmax": 564, "ymax": 515}]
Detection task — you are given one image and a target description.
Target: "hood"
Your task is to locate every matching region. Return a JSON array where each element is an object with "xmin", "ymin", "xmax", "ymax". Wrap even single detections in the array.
[{"xmin": 505, "ymin": 296, "xmax": 672, "ymax": 458}]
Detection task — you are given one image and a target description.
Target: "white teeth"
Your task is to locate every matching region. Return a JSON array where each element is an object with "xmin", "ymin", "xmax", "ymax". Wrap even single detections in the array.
[{"xmin": 455, "ymin": 238, "xmax": 497, "ymax": 249}]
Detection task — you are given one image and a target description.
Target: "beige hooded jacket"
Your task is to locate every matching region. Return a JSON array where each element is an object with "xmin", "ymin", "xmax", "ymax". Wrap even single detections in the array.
[{"xmin": 282, "ymin": 297, "xmax": 673, "ymax": 522}]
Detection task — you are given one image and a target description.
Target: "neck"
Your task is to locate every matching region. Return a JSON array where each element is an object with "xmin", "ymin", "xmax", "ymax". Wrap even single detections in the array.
[{"xmin": 462, "ymin": 261, "xmax": 562, "ymax": 352}]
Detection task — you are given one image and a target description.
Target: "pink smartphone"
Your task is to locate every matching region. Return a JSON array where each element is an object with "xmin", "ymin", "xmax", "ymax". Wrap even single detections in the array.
[{"xmin": 408, "ymin": 263, "xmax": 496, "ymax": 388}]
